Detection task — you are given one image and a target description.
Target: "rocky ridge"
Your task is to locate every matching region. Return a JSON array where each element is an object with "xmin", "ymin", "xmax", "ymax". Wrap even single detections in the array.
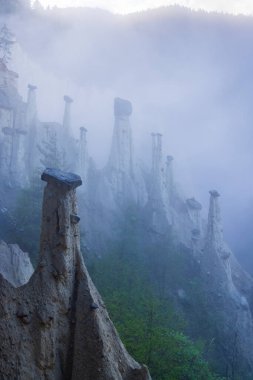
[{"xmin": 0, "ymin": 168, "xmax": 151, "ymax": 380}]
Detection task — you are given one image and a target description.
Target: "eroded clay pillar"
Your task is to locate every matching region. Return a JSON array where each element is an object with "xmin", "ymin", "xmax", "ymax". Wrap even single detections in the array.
[
  {"xmin": 108, "ymin": 97, "xmax": 133, "ymax": 175},
  {"xmin": 151, "ymin": 133, "xmax": 163, "ymax": 193},
  {"xmin": 26, "ymin": 84, "xmax": 37, "ymax": 128},
  {"xmin": 165, "ymin": 155, "xmax": 174, "ymax": 201},
  {"xmin": 63, "ymin": 95, "xmax": 73, "ymax": 134},
  {"xmin": 204, "ymin": 190, "xmax": 232, "ymax": 282},
  {"xmin": 40, "ymin": 168, "xmax": 82, "ymax": 287},
  {"xmin": 206, "ymin": 190, "xmax": 223, "ymax": 251},
  {"xmin": 79, "ymin": 126, "xmax": 88, "ymax": 181},
  {"xmin": 25, "ymin": 84, "xmax": 38, "ymax": 178}
]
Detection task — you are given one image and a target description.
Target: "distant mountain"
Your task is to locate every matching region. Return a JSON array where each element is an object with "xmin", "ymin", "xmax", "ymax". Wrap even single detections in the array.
[{"xmin": 0, "ymin": 0, "xmax": 30, "ymax": 14}]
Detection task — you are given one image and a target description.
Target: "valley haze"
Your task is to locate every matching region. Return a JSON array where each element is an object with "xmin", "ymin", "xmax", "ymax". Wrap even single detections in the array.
[{"xmin": 4, "ymin": 3, "xmax": 253, "ymax": 272}]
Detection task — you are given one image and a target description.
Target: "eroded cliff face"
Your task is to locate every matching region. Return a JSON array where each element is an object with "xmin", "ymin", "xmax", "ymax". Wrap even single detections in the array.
[
  {"xmin": 80, "ymin": 98, "xmax": 148, "ymax": 254},
  {"xmin": 0, "ymin": 168, "xmax": 151, "ymax": 380},
  {"xmin": 79, "ymin": 108, "xmax": 253, "ymax": 377},
  {"xmin": 105, "ymin": 97, "xmax": 147, "ymax": 207},
  {"xmin": 196, "ymin": 192, "xmax": 253, "ymax": 377},
  {"xmin": 0, "ymin": 57, "xmax": 86, "ymax": 188}
]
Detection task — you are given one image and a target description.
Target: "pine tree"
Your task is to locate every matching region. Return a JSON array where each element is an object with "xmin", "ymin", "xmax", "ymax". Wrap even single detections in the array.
[
  {"xmin": 37, "ymin": 131, "xmax": 67, "ymax": 170},
  {"xmin": 33, "ymin": 0, "xmax": 43, "ymax": 11},
  {"xmin": 0, "ymin": 25, "xmax": 15, "ymax": 65}
]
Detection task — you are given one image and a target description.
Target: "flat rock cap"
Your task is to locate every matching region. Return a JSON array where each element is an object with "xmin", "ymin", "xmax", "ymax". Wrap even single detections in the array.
[
  {"xmin": 28, "ymin": 84, "xmax": 37, "ymax": 91},
  {"xmin": 186, "ymin": 198, "xmax": 202, "ymax": 210},
  {"xmin": 209, "ymin": 190, "xmax": 220, "ymax": 198},
  {"xmin": 167, "ymin": 155, "xmax": 174, "ymax": 163},
  {"xmin": 114, "ymin": 97, "xmax": 132, "ymax": 117},
  {"xmin": 41, "ymin": 168, "xmax": 82, "ymax": 189},
  {"xmin": 64, "ymin": 95, "xmax": 73, "ymax": 103}
]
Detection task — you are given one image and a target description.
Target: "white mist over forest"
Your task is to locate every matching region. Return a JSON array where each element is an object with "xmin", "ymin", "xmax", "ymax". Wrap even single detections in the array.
[
  {"xmin": 4, "ymin": 5, "xmax": 252, "ymax": 271},
  {"xmin": 31, "ymin": 0, "xmax": 253, "ymax": 17}
]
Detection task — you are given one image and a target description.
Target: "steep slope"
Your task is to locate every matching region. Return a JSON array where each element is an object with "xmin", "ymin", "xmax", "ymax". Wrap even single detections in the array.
[
  {"xmin": 0, "ymin": 168, "xmax": 151, "ymax": 380},
  {"xmin": 198, "ymin": 191, "xmax": 253, "ymax": 377},
  {"xmin": 78, "ymin": 97, "xmax": 253, "ymax": 378}
]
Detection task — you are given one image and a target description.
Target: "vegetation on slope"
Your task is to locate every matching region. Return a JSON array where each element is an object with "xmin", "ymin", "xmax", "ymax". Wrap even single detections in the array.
[{"xmin": 88, "ymin": 247, "xmax": 222, "ymax": 380}]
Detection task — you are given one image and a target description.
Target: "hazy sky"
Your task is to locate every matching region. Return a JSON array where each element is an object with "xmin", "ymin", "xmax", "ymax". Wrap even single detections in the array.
[{"xmin": 35, "ymin": 0, "xmax": 253, "ymax": 15}]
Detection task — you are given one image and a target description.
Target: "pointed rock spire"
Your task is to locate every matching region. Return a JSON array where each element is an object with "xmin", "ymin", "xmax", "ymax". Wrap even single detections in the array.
[
  {"xmin": 24, "ymin": 84, "xmax": 38, "ymax": 178},
  {"xmin": 199, "ymin": 195, "xmax": 253, "ymax": 377},
  {"xmin": 63, "ymin": 95, "xmax": 73, "ymax": 133},
  {"xmin": 165, "ymin": 155, "xmax": 174, "ymax": 201},
  {"xmin": 105, "ymin": 98, "xmax": 137, "ymax": 201},
  {"xmin": 186, "ymin": 198, "xmax": 202, "ymax": 231},
  {"xmin": 151, "ymin": 133, "xmax": 164, "ymax": 196},
  {"xmin": 206, "ymin": 190, "xmax": 226, "ymax": 254},
  {"xmin": 203, "ymin": 190, "xmax": 233, "ymax": 283},
  {"xmin": 108, "ymin": 97, "xmax": 133, "ymax": 175},
  {"xmin": 79, "ymin": 126, "xmax": 88, "ymax": 180},
  {"xmin": 151, "ymin": 133, "xmax": 163, "ymax": 178}
]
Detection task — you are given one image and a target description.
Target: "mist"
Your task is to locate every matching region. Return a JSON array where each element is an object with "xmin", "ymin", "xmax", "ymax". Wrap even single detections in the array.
[{"xmin": 2, "ymin": 5, "xmax": 253, "ymax": 271}]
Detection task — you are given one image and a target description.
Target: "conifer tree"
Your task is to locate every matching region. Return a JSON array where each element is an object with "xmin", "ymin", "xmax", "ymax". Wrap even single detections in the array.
[
  {"xmin": 37, "ymin": 131, "xmax": 67, "ymax": 171},
  {"xmin": 0, "ymin": 24, "xmax": 15, "ymax": 65}
]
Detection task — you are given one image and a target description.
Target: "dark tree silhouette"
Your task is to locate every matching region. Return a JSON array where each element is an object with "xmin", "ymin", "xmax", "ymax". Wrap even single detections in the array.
[
  {"xmin": 0, "ymin": 0, "xmax": 30, "ymax": 14},
  {"xmin": 0, "ymin": 25, "xmax": 15, "ymax": 65}
]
